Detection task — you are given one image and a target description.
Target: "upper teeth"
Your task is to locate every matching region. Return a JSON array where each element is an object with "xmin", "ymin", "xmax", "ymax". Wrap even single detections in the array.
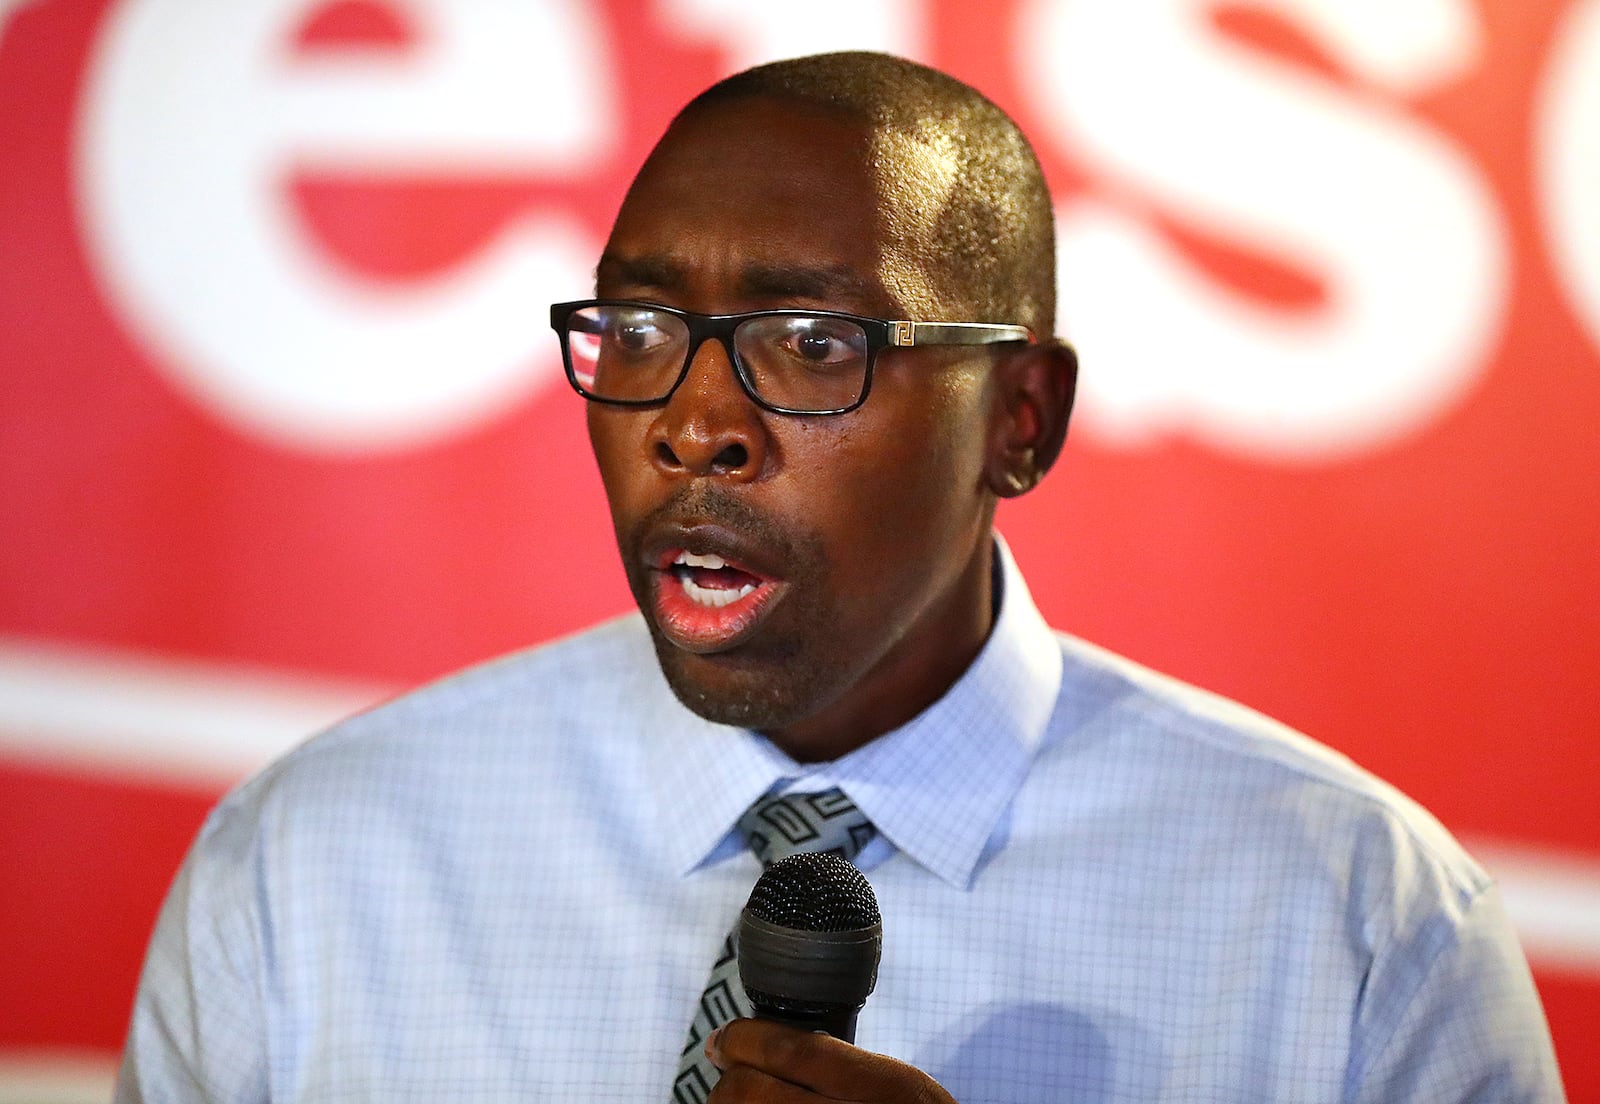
[{"xmin": 677, "ymin": 551, "xmax": 727, "ymax": 569}]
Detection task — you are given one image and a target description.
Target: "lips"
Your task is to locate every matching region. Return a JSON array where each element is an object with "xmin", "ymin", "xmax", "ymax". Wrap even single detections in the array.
[
  {"xmin": 670, "ymin": 550, "xmax": 763, "ymax": 607},
  {"xmin": 646, "ymin": 533, "xmax": 789, "ymax": 654}
]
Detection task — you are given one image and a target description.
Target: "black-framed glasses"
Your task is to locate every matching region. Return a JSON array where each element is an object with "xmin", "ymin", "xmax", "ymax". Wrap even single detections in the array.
[{"xmin": 549, "ymin": 299, "xmax": 1033, "ymax": 415}]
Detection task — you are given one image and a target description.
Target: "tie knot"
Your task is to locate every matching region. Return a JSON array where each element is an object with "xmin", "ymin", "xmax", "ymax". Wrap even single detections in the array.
[{"xmin": 737, "ymin": 788, "xmax": 876, "ymax": 868}]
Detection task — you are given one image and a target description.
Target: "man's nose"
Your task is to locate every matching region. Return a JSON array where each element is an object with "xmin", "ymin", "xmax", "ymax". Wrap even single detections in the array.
[{"xmin": 647, "ymin": 337, "xmax": 767, "ymax": 480}]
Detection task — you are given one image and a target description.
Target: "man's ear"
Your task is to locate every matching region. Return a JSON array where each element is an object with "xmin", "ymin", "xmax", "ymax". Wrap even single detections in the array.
[{"xmin": 984, "ymin": 339, "xmax": 1078, "ymax": 498}]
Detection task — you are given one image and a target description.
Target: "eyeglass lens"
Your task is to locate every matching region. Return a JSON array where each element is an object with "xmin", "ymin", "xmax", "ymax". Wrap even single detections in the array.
[{"xmin": 565, "ymin": 304, "xmax": 870, "ymax": 412}]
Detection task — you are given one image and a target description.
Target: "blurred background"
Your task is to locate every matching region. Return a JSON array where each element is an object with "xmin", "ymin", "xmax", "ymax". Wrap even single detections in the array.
[{"xmin": 1, "ymin": 0, "xmax": 1596, "ymax": 1098}]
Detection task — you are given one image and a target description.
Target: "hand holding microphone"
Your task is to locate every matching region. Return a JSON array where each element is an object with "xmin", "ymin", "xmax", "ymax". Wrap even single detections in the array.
[{"xmin": 706, "ymin": 852, "xmax": 957, "ymax": 1103}]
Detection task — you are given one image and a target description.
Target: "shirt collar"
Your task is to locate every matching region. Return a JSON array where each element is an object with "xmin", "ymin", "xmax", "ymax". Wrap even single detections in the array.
[{"xmin": 646, "ymin": 536, "xmax": 1063, "ymax": 888}]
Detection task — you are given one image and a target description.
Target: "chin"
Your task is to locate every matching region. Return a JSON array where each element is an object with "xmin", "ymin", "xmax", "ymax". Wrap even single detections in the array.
[{"xmin": 650, "ymin": 632, "xmax": 824, "ymax": 733}]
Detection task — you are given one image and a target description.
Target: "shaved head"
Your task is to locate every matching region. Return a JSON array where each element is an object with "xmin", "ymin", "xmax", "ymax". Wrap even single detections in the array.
[{"xmin": 679, "ymin": 51, "xmax": 1057, "ymax": 337}]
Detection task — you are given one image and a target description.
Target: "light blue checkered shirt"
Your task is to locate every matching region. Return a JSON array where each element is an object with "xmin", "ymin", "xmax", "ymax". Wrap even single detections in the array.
[{"xmin": 117, "ymin": 543, "xmax": 1564, "ymax": 1102}]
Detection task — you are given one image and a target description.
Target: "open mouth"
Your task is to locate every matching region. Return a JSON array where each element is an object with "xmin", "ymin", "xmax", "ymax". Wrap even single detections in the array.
[
  {"xmin": 652, "ymin": 548, "xmax": 785, "ymax": 653},
  {"xmin": 672, "ymin": 551, "xmax": 763, "ymax": 608}
]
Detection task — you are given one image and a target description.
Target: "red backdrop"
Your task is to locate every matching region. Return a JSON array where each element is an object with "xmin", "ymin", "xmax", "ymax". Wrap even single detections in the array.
[{"xmin": 2, "ymin": 0, "xmax": 1596, "ymax": 1097}]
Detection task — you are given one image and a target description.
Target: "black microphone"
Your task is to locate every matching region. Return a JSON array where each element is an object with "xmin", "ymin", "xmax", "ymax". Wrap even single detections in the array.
[{"xmin": 736, "ymin": 851, "xmax": 882, "ymax": 1043}]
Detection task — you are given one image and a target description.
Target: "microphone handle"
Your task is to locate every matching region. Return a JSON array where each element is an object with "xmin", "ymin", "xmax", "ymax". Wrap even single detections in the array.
[{"xmin": 748, "ymin": 1000, "xmax": 860, "ymax": 1043}]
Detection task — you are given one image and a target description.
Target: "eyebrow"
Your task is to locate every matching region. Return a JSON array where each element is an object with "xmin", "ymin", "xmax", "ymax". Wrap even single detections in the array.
[
  {"xmin": 739, "ymin": 261, "xmax": 875, "ymax": 304},
  {"xmin": 595, "ymin": 252, "xmax": 682, "ymax": 294},
  {"xmin": 596, "ymin": 252, "xmax": 877, "ymax": 308}
]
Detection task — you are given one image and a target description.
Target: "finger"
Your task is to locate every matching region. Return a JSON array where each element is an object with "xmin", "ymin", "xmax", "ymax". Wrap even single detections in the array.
[
  {"xmin": 707, "ymin": 1063, "xmax": 822, "ymax": 1104},
  {"xmin": 710, "ymin": 1019, "xmax": 841, "ymax": 1084},
  {"xmin": 710, "ymin": 1019, "xmax": 908, "ymax": 1101}
]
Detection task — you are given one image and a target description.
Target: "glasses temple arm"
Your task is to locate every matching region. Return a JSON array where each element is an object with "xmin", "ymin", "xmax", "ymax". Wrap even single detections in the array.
[{"xmin": 890, "ymin": 321, "xmax": 1034, "ymax": 347}]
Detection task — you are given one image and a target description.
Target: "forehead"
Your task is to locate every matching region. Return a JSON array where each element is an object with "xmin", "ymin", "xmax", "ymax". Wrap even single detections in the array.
[{"xmin": 602, "ymin": 97, "xmax": 947, "ymax": 318}]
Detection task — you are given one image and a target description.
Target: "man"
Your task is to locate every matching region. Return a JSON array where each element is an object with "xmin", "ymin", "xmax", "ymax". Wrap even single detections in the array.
[{"xmin": 118, "ymin": 52, "xmax": 1564, "ymax": 1102}]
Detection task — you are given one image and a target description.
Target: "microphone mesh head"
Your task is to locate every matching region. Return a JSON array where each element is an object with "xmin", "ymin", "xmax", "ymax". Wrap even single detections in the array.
[{"xmin": 746, "ymin": 852, "xmax": 880, "ymax": 932}]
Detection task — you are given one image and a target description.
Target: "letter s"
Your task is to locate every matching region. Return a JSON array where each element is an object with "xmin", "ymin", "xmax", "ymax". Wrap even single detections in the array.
[{"xmin": 1018, "ymin": 0, "xmax": 1507, "ymax": 461}]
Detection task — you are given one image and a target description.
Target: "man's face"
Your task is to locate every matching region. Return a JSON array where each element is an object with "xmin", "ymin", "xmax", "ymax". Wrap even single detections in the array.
[{"xmin": 589, "ymin": 97, "xmax": 1001, "ymax": 761}]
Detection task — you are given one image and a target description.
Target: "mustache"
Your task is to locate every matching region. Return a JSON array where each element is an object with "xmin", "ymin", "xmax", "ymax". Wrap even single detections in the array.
[
  {"xmin": 641, "ymin": 483, "xmax": 784, "ymax": 544},
  {"xmin": 631, "ymin": 483, "xmax": 820, "ymax": 568}
]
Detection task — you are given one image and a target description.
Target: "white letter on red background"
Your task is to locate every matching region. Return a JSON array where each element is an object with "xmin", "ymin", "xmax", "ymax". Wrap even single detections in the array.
[
  {"xmin": 1019, "ymin": 0, "xmax": 1508, "ymax": 461},
  {"xmin": 1538, "ymin": 0, "xmax": 1600, "ymax": 356},
  {"xmin": 76, "ymin": 0, "xmax": 610, "ymax": 452}
]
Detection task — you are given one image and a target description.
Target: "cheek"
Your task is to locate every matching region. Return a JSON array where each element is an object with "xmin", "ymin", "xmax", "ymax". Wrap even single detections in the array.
[
  {"xmin": 587, "ymin": 409, "xmax": 646, "ymax": 511},
  {"xmin": 858, "ymin": 370, "xmax": 992, "ymax": 494},
  {"xmin": 794, "ymin": 385, "xmax": 989, "ymax": 563}
]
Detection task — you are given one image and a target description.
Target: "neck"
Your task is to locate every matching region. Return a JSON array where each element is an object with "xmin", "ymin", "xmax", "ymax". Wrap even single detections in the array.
[{"xmin": 763, "ymin": 538, "xmax": 997, "ymax": 763}]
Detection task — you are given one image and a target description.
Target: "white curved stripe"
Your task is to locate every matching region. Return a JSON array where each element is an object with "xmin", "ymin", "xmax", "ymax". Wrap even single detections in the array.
[
  {"xmin": 1469, "ymin": 839, "xmax": 1600, "ymax": 974},
  {"xmin": 0, "ymin": 634, "xmax": 392, "ymax": 786},
  {"xmin": 0, "ymin": 1050, "xmax": 117, "ymax": 1104},
  {"xmin": 0, "ymin": 636, "xmax": 1596, "ymax": 975}
]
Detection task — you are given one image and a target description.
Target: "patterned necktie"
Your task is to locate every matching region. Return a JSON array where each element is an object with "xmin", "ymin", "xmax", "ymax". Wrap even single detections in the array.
[{"xmin": 672, "ymin": 788, "xmax": 876, "ymax": 1104}]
